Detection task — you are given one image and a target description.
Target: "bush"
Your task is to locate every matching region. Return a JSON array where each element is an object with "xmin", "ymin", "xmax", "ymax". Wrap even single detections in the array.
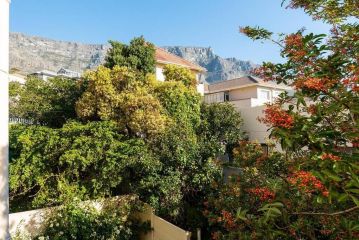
[{"xmin": 14, "ymin": 196, "xmax": 150, "ymax": 240}]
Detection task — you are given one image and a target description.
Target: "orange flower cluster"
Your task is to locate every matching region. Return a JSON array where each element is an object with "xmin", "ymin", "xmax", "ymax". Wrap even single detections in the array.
[
  {"xmin": 285, "ymin": 34, "xmax": 303, "ymax": 48},
  {"xmin": 303, "ymin": 77, "xmax": 326, "ymax": 91},
  {"xmin": 321, "ymin": 153, "xmax": 341, "ymax": 161},
  {"xmin": 248, "ymin": 187, "xmax": 275, "ymax": 201},
  {"xmin": 294, "ymin": 77, "xmax": 337, "ymax": 91},
  {"xmin": 284, "ymin": 34, "xmax": 307, "ymax": 61},
  {"xmin": 261, "ymin": 105, "xmax": 294, "ymax": 129},
  {"xmin": 220, "ymin": 210, "xmax": 237, "ymax": 230},
  {"xmin": 287, "ymin": 171, "xmax": 329, "ymax": 197}
]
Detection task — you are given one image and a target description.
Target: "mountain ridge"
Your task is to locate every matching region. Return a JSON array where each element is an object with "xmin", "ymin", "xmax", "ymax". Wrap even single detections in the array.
[{"xmin": 10, "ymin": 32, "xmax": 257, "ymax": 83}]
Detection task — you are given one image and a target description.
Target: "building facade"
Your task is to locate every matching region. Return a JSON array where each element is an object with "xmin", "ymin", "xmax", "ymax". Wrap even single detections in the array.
[
  {"xmin": 155, "ymin": 47, "xmax": 206, "ymax": 95},
  {"xmin": 204, "ymin": 76, "xmax": 293, "ymax": 146}
]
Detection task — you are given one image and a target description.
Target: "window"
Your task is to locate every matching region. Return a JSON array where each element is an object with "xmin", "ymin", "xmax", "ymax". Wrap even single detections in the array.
[
  {"xmin": 224, "ymin": 91, "xmax": 230, "ymax": 102},
  {"xmin": 259, "ymin": 89, "xmax": 270, "ymax": 100}
]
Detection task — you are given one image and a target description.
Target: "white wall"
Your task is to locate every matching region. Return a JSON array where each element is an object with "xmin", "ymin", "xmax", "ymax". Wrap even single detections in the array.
[
  {"xmin": 0, "ymin": 0, "xmax": 10, "ymax": 239},
  {"xmin": 204, "ymin": 92, "xmax": 225, "ymax": 104},
  {"xmin": 155, "ymin": 67, "xmax": 165, "ymax": 82},
  {"xmin": 196, "ymin": 83, "xmax": 204, "ymax": 96},
  {"xmin": 9, "ymin": 202, "xmax": 191, "ymax": 240},
  {"xmin": 229, "ymin": 86, "xmax": 257, "ymax": 101},
  {"xmin": 9, "ymin": 74, "xmax": 26, "ymax": 84},
  {"xmin": 237, "ymin": 106, "xmax": 269, "ymax": 143}
]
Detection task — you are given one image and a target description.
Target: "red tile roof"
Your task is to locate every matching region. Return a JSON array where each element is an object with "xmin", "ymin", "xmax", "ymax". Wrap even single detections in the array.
[
  {"xmin": 155, "ymin": 47, "xmax": 206, "ymax": 72},
  {"xmin": 208, "ymin": 76, "xmax": 292, "ymax": 92}
]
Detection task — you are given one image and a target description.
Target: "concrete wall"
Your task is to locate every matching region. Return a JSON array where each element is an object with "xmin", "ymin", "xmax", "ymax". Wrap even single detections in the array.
[
  {"xmin": 9, "ymin": 202, "xmax": 191, "ymax": 240},
  {"xmin": 0, "ymin": 0, "xmax": 10, "ymax": 239},
  {"xmin": 155, "ymin": 67, "xmax": 165, "ymax": 82},
  {"xmin": 236, "ymin": 106, "xmax": 269, "ymax": 144},
  {"xmin": 151, "ymin": 215, "xmax": 191, "ymax": 240},
  {"xmin": 9, "ymin": 74, "xmax": 26, "ymax": 84},
  {"xmin": 229, "ymin": 86, "xmax": 257, "ymax": 101},
  {"xmin": 196, "ymin": 83, "xmax": 205, "ymax": 96}
]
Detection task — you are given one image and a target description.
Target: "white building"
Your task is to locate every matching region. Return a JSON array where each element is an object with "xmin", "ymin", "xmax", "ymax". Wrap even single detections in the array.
[
  {"xmin": 57, "ymin": 68, "xmax": 81, "ymax": 79},
  {"xmin": 29, "ymin": 70, "xmax": 58, "ymax": 81},
  {"xmin": 155, "ymin": 47, "xmax": 206, "ymax": 95},
  {"xmin": 27, "ymin": 68, "xmax": 81, "ymax": 81},
  {"xmin": 204, "ymin": 75, "xmax": 293, "ymax": 146}
]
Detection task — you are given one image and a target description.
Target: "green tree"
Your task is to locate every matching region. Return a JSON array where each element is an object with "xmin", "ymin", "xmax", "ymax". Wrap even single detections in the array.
[
  {"xmin": 9, "ymin": 76, "xmax": 83, "ymax": 128},
  {"xmin": 104, "ymin": 36, "xmax": 156, "ymax": 75},
  {"xmin": 76, "ymin": 66, "xmax": 168, "ymax": 138},
  {"xmin": 10, "ymin": 121, "xmax": 160, "ymax": 211},
  {"xmin": 162, "ymin": 64, "xmax": 197, "ymax": 88},
  {"xmin": 9, "ymin": 36, "xmax": 246, "ymax": 234},
  {"xmin": 198, "ymin": 103, "xmax": 244, "ymax": 160}
]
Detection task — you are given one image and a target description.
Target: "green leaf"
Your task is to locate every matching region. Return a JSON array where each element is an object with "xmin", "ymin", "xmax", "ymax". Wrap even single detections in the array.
[
  {"xmin": 347, "ymin": 189, "xmax": 359, "ymax": 194},
  {"xmin": 350, "ymin": 195, "xmax": 359, "ymax": 207},
  {"xmin": 322, "ymin": 170, "xmax": 342, "ymax": 182}
]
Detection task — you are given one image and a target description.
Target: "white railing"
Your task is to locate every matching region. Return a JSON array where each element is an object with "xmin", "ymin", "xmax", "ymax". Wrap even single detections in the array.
[{"xmin": 9, "ymin": 117, "xmax": 33, "ymax": 125}]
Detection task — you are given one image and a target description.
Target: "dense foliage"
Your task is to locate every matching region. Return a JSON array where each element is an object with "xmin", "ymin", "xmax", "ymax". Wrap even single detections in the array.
[
  {"xmin": 9, "ymin": 36, "xmax": 244, "ymax": 235},
  {"xmin": 10, "ymin": 77, "xmax": 83, "ymax": 127},
  {"xmin": 104, "ymin": 37, "xmax": 156, "ymax": 75},
  {"xmin": 202, "ymin": 0, "xmax": 359, "ymax": 239},
  {"xmin": 9, "ymin": 121, "xmax": 159, "ymax": 212},
  {"xmin": 13, "ymin": 196, "xmax": 149, "ymax": 240}
]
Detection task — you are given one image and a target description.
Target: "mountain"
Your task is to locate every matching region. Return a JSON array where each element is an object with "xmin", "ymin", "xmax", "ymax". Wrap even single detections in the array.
[
  {"xmin": 162, "ymin": 47, "xmax": 256, "ymax": 83},
  {"xmin": 10, "ymin": 32, "xmax": 257, "ymax": 83}
]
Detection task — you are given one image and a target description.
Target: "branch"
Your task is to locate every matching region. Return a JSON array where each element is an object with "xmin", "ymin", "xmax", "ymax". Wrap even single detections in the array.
[{"xmin": 292, "ymin": 206, "xmax": 359, "ymax": 216}]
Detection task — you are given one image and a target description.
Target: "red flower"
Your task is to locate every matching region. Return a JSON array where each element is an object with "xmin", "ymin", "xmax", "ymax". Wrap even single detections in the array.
[
  {"xmin": 287, "ymin": 171, "xmax": 328, "ymax": 197},
  {"xmin": 248, "ymin": 187, "xmax": 275, "ymax": 201},
  {"xmin": 221, "ymin": 210, "xmax": 237, "ymax": 230},
  {"xmin": 322, "ymin": 191, "xmax": 329, "ymax": 197},
  {"xmin": 285, "ymin": 34, "xmax": 304, "ymax": 48},
  {"xmin": 321, "ymin": 153, "xmax": 341, "ymax": 161},
  {"xmin": 260, "ymin": 105, "xmax": 294, "ymax": 129},
  {"xmin": 284, "ymin": 34, "xmax": 308, "ymax": 61},
  {"xmin": 303, "ymin": 77, "xmax": 326, "ymax": 91}
]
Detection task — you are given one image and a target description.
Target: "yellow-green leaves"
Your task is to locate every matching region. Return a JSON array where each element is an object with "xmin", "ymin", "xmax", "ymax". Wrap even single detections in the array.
[
  {"xmin": 163, "ymin": 64, "xmax": 197, "ymax": 88},
  {"xmin": 76, "ymin": 66, "xmax": 168, "ymax": 137}
]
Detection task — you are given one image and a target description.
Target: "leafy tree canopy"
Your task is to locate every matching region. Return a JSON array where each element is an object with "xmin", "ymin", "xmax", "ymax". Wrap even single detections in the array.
[
  {"xmin": 104, "ymin": 36, "xmax": 156, "ymax": 75},
  {"xmin": 10, "ymin": 76, "xmax": 83, "ymax": 128},
  {"xmin": 9, "ymin": 36, "xmax": 245, "ymax": 233}
]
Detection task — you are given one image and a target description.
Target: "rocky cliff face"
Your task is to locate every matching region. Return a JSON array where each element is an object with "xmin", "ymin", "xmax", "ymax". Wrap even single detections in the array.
[
  {"xmin": 163, "ymin": 46, "xmax": 256, "ymax": 83},
  {"xmin": 10, "ymin": 33, "xmax": 109, "ymax": 74},
  {"xmin": 10, "ymin": 33, "xmax": 256, "ymax": 83}
]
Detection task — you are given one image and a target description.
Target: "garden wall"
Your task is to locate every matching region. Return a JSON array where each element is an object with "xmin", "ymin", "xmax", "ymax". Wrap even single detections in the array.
[{"xmin": 9, "ymin": 200, "xmax": 191, "ymax": 240}]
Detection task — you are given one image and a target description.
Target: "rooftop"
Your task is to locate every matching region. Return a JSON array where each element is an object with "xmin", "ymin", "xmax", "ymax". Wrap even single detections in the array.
[
  {"xmin": 155, "ymin": 47, "xmax": 206, "ymax": 72},
  {"xmin": 208, "ymin": 76, "xmax": 292, "ymax": 92}
]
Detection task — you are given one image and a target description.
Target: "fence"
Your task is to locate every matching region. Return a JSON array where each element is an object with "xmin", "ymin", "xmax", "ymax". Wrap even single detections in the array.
[{"xmin": 9, "ymin": 117, "xmax": 33, "ymax": 125}]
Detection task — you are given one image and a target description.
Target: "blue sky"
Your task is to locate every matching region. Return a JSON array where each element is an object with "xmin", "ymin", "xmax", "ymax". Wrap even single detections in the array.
[{"xmin": 10, "ymin": 0, "xmax": 331, "ymax": 63}]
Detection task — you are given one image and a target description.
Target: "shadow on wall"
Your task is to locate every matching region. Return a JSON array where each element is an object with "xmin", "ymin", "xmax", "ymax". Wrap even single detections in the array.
[
  {"xmin": 0, "ymin": 145, "xmax": 10, "ymax": 240},
  {"xmin": 9, "ymin": 208, "xmax": 48, "ymax": 238}
]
